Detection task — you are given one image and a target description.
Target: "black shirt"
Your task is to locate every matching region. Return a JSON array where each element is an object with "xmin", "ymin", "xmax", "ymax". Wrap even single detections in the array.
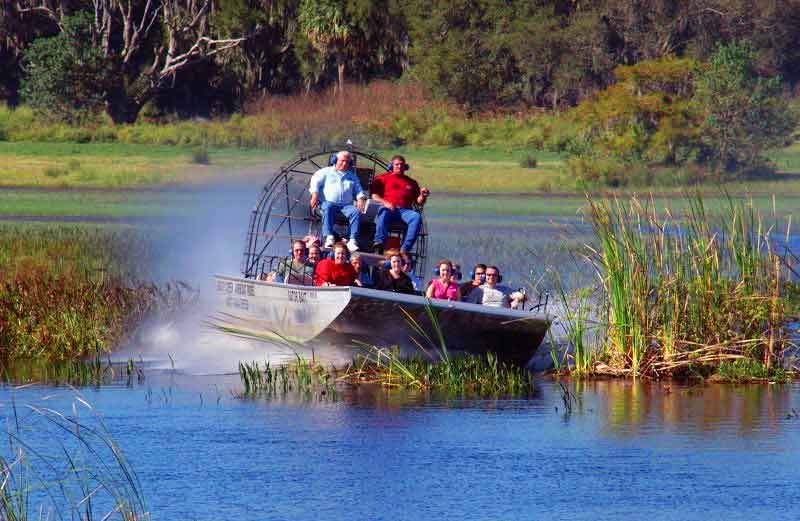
[{"xmin": 374, "ymin": 269, "xmax": 415, "ymax": 294}]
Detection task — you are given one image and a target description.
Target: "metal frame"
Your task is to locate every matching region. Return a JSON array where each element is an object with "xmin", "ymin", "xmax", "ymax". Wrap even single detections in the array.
[{"xmin": 241, "ymin": 144, "xmax": 429, "ymax": 280}]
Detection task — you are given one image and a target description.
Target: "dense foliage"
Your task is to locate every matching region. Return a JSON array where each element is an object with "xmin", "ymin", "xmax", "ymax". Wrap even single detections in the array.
[
  {"xmin": 4, "ymin": 0, "xmax": 800, "ymax": 120},
  {"xmin": 20, "ymin": 13, "xmax": 110, "ymax": 124}
]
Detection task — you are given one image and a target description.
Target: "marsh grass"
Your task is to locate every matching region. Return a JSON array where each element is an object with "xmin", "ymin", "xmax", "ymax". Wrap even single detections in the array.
[
  {"xmin": 0, "ymin": 395, "xmax": 149, "ymax": 520},
  {"xmin": 584, "ymin": 192, "xmax": 792, "ymax": 379},
  {"xmin": 0, "ymin": 224, "xmax": 194, "ymax": 361},
  {"xmin": 1, "ymin": 356, "xmax": 145, "ymax": 386},
  {"xmin": 238, "ymin": 358, "xmax": 336, "ymax": 400},
  {"xmin": 340, "ymin": 305, "xmax": 535, "ymax": 396},
  {"xmin": 229, "ymin": 304, "xmax": 535, "ymax": 397}
]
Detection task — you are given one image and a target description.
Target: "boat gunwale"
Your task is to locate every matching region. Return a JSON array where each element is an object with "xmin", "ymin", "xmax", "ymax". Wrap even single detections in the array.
[{"xmin": 214, "ymin": 274, "xmax": 551, "ymax": 324}]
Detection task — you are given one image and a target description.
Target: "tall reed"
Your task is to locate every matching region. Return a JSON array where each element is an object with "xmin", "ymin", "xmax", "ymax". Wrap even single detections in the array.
[
  {"xmin": 585, "ymin": 193, "xmax": 789, "ymax": 377},
  {"xmin": 0, "ymin": 395, "xmax": 149, "ymax": 519},
  {"xmin": 0, "ymin": 224, "xmax": 193, "ymax": 362}
]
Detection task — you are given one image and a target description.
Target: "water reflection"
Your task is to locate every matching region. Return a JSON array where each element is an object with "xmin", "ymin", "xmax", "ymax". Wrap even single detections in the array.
[{"xmin": 571, "ymin": 379, "xmax": 796, "ymax": 440}]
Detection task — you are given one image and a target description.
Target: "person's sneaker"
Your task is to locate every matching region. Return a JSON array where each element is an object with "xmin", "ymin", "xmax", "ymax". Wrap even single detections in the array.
[
  {"xmin": 372, "ymin": 241, "xmax": 384, "ymax": 255},
  {"xmin": 324, "ymin": 235, "xmax": 335, "ymax": 248},
  {"xmin": 346, "ymin": 239, "xmax": 359, "ymax": 253}
]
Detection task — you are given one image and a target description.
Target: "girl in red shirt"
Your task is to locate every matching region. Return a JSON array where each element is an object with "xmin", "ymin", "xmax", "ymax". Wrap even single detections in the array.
[{"xmin": 315, "ymin": 243, "xmax": 360, "ymax": 287}]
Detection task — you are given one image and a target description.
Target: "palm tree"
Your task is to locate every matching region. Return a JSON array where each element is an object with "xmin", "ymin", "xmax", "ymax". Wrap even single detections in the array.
[{"xmin": 298, "ymin": 0, "xmax": 358, "ymax": 94}]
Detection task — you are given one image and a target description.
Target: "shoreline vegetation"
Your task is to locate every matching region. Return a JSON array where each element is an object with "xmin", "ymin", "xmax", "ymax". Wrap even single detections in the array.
[
  {"xmin": 0, "ymin": 223, "xmax": 190, "ymax": 363},
  {"xmin": 550, "ymin": 193, "xmax": 796, "ymax": 382},
  {"xmin": 2, "ymin": 72, "xmax": 800, "ymax": 194}
]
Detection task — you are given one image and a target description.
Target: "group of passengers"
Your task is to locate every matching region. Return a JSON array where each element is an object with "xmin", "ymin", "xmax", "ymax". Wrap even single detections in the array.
[
  {"xmin": 309, "ymin": 150, "xmax": 429, "ymax": 258},
  {"xmin": 265, "ymin": 237, "xmax": 524, "ymax": 309}
]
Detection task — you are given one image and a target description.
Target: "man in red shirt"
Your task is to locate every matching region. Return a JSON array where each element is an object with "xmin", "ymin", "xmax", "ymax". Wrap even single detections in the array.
[
  {"xmin": 370, "ymin": 155, "xmax": 430, "ymax": 256},
  {"xmin": 314, "ymin": 242, "xmax": 361, "ymax": 287}
]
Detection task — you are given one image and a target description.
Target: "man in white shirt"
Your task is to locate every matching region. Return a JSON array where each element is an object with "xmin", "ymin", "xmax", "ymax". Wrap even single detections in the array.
[
  {"xmin": 309, "ymin": 150, "xmax": 367, "ymax": 252},
  {"xmin": 466, "ymin": 266, "xmax": 526, "ymax": 309}
]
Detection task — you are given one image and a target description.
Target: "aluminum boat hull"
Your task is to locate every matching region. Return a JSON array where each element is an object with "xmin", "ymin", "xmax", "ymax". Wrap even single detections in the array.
[{"xmin": 214, "ymin": 275, "xmax": 550, "ymax": 365}]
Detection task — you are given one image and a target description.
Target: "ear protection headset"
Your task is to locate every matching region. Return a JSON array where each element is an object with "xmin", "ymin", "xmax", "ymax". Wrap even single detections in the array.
[
  {"xmin": 385, "ymin": 257, "xmax": 413, "ymax": 270},
  {"xmin": 432, "ymin": 266, "xmax": 462, "ymax": 281},
  {"xmin": 468, "ymin": 270, "xmax": 487, "ymax": 284},
  {"xmin": 386, "ymin": 161, "xmax": 411, "ymax": 172},
  {"xmin": 483, "ymin": 271, "xmax": 502, "ymax": 283},
  {"xmin": 289, "ymin": 241, "xmax": 308, "ymax": 257},
  {"xmin": 329, "ymin": 153, "xmax": 355, "ymax": 169}
]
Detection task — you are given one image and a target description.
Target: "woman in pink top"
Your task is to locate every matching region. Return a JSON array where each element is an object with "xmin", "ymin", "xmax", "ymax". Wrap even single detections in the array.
[{"xmin": 425, "ymin": 259, "xmax": 459, "ymax": 301}]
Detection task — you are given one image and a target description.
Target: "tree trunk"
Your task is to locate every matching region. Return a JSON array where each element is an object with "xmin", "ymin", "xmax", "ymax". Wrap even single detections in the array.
[
  {"xmin": 105, "ymin": 88, "xmax": 146, "ymax": 124},
  {"xmin": 337, "ymin": 59, "xmax": 345, "ymax": 95}
]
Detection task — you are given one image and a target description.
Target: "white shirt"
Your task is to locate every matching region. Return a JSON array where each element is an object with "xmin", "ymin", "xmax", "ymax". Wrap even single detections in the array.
[{"xmin": 309, "ymin": 166, "xmax": 367, "ymax": 205}]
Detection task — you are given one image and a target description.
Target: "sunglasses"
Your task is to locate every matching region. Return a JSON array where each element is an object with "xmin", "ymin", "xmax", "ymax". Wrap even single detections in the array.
[{"xmin": 486, "ymin": 272, "xmax": 499, "ymax": 277}]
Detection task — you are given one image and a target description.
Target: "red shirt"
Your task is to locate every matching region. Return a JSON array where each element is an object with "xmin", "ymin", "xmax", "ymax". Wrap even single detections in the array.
[
  {"xmin": 370, "ymin": 172, "xmax": 420, "ymax": 209},
  {"xmin": 314, "ymin": 258, "xmax": 357, "ymax": 286}
]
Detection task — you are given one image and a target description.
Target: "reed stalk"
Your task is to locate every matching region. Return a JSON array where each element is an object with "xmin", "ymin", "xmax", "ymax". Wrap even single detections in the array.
[{"xmin": 584, "ymin": 192, "xmax": 790, "ymax": 378}]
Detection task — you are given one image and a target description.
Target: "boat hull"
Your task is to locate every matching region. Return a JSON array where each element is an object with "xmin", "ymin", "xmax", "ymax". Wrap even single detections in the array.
[{"xmin": 213, "ymin": 275, "xmax": 550, "ymax": 365}]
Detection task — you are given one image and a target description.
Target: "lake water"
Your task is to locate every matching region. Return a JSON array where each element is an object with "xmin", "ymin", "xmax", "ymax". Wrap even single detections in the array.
[
  {"xmin": 4, "ymin": 377, "xmax": 800, "ymax": 519},
  {"xmin": 6, "ymin": 182, "xmax": 800, "ymax": 518}
]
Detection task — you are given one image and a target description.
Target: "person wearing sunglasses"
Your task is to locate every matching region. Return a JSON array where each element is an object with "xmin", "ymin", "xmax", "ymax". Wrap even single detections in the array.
[
  {"xmin": 465, "ymin": 266, "xmax": 525, "ymax": 309},
  {"xmin": 459, "ymin": 263, "xmax": 486, "ymax": 300},
  {"xmin": 309, "ymin": 150, "xmax": 367, "ymax": 252},
  {"xmin": 275, "ymin": 239, "xmax": 314, "ymax": 284}
]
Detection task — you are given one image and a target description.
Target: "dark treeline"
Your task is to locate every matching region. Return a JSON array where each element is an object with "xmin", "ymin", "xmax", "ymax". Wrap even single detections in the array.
[{"xmin": 2, "ymin": 0, "xmax": 800, "ymax": 123}]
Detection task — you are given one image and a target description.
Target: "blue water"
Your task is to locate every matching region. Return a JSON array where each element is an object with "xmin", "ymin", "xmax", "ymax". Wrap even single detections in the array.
[
  {"xmin": 4, "ymin": 377, "xmax": 799, "ymax": 519},
  {"xmin": 8, "ymin": 184, "xmax": 800, "ymax": 518}
]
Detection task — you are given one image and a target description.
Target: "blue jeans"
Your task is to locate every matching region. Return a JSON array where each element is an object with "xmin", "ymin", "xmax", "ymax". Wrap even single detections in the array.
[
  {"xmin": 321, "ymin": 201, "xmax": 360, "ymax": 240},
  {"xmin": 374, "ymin": 207, "xmax": 421, "ymax": 252}
]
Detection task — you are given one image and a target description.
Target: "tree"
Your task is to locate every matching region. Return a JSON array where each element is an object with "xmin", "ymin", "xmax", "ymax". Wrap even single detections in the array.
[
  {"xmin": 15, "ymin": 0, "xmax": 249, "ymax": 123},
  {"xmin": 693, "ymin": 41, "xmax": 796, "ymax": 172},
  {"xmin": 297, "ymin": 0, "xmax": 357, "ymax": 94},
  {"xmin": 407, "ymin": 0, "xmax": 521, "ymax": 109},
  {"xmin": 21, "ymin": 12, "xmax": 110, "ymax": 123}
]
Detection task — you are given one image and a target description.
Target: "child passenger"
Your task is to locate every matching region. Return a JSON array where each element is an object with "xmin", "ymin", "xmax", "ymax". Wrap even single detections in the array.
[{"xmin": 425, "ymin": 259, "xmax": 459, "ymax": 301}]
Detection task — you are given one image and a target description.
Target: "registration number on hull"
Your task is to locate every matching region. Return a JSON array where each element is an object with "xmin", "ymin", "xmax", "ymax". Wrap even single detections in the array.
[
  {"xmin": 287, "ymin": 289, "xmax": 318, "ymax": 304},
  {"xmin": 217, "ymin": 280, "xmax": 255, "ymax": 297}
]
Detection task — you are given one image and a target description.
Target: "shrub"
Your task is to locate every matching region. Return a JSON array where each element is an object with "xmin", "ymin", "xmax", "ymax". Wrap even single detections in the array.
[
  {"xmin": 693, "ymin": 41, "xmax": 797, "ymax": 173},
  {"xmin": 21, "ymin": 12, "xmax": 110, "ymax": 125},
  {"xmin": 191, "ymin": 147, "xmax": 210, "ymax": 164},
  {"xmin": 520, "ymin": 154, "xmax": 538, "ymax": 168}
]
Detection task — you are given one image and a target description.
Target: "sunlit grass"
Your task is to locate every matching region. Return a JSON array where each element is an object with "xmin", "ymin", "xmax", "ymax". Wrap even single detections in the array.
[
  {"xmin": 0, "ymin": 142, "xmax": 285, "ymax": 188},
  {"xmin": 584, "ymin": 192, "xmax": 791, "ymax": 379},
  {"xmin": 0, "ymin": 223, "xmax": 193, "ymax": 361},
  {"xmin": 0, "ymin": 189, "xmax": 201, "ymax": 217}
]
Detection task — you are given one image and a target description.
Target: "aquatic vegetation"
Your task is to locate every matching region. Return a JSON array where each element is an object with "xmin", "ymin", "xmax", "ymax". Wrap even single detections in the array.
[
  {"xmin": 238, "ymin": 359, "xmax": 337, "ymax": 400},
  {"xmin": 0, "ymin": 224, "xmax": 195, "ymax": 362},
  {"xmin": 584, "ymin": 192, "xmax": 792, "ymax": 379},
  {"xmin": 0, "ymin": 395, "xmax": 149, "ymax": 520},
  {"xmin": 342, "ymin": 348, "xmax": 535, "ymax": 396},
  {"xmin": 1, "ymin": 356, "xmax": 145, "ymax": 386},
  {"xmin": 340, "ymin": 306, "xmax": 535, "ymax": 396}
]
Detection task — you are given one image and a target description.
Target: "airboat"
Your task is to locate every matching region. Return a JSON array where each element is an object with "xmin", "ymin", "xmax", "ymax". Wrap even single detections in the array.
[{"xmin": 213, "ymin": 144, "xmax": 551, "ymax": 365}]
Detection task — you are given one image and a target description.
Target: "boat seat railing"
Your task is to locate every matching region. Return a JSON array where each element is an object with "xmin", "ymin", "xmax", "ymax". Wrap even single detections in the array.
[
  {"xmin": 253, "ymin": 255, "xmax": 317, "ymax": 286},
  {"xmin": 528, "ymin": 291, "xmax": 549, "ymax": 313}
]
